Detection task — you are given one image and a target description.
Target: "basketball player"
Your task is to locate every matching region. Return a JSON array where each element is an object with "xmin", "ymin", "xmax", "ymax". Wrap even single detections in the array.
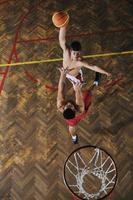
[
  {"xmin": 57, "ymin": 67, "xmax": 100, "ymax": 144},
  {"xmin": 57, "ymin": 25, "xmax": 111, "ymax": 143},
  {"xmin": 59, "ymin": 25, "xmax": 111, "ymax": 85}
]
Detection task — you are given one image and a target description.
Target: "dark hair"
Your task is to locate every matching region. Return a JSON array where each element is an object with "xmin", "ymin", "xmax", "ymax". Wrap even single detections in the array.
[
  {"xmin": 63, "ymin": 108, "xmax": 76, "ymax": 119},
  {"xmin": 70, "ymin": 41, "xmax": 81, "ymax": 51}
]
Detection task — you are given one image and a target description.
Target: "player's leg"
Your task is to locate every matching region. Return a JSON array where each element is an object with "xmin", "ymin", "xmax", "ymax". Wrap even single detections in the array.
[
  {"xmin": 68, "ymin": 125, "xmax": 78, "ymax": 144},
  {"xmin": 93, "ymin": 72, "xmax": 101, "ymax": 86}
]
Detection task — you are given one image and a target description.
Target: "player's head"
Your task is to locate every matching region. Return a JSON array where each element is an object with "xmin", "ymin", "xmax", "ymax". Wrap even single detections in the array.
[
  {"xmin": 70, "ymin": 41, "xmax": 81, "ymax": 51},
  {"xmin": 70, "ymin": 41, "xmax": 81, "ymax": 60},
  {"xmin": 63, "ymin": 102, "xmax": 76, "ymax": 119}
]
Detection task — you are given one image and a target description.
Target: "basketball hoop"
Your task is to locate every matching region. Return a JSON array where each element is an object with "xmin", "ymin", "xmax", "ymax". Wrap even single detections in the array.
[{"xmin": 63, "ymin": 146, "xmax": 117, "ymax": 200}]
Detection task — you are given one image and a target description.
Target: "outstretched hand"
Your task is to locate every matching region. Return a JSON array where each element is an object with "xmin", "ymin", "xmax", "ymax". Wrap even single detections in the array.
[
  {"xmin": 72, "ymin": 82, "xmax": 82, "ymax": 91},
  {"xmin": 58, "ymin": 67, "xmax": 70, "ymax": 77},
  {"xmin": 106, "ymin": 72, "xmax": 112, "ymax": 78}
]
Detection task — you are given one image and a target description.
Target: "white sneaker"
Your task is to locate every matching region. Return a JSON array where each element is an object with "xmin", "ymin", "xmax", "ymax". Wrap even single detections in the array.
[{"xmin": 72, "ymin": 135, "xmax": 78, "ymax": 144}]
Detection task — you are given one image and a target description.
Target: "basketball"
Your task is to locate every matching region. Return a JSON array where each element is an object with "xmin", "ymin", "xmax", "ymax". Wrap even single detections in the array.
[{"xmin": 52, "ymin": 11, "xmax": 69, "ymax": 28}]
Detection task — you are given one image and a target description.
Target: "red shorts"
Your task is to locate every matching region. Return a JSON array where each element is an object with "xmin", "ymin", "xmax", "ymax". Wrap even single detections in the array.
[{"xmin": 76, "ymin": 73, "xmax": 84, "ymax": 83}]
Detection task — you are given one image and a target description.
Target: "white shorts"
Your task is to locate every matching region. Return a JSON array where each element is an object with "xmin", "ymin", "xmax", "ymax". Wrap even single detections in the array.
[{"xmin": 66, "ymin": 69, "xmax": 84, "ymax": 85}]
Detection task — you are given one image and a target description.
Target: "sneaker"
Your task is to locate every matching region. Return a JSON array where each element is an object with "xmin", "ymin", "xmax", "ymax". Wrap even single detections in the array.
[
  {"xmin": 72, "ymin": 135, "xmax": 78, "ymax": 144},
  {"xmin": 93, "ymin": 72, "xmax": 101, "ymax": 86}
]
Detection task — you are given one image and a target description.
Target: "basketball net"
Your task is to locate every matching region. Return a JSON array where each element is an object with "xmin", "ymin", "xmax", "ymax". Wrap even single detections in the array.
[{"xmin": 65, "ymin": 147, "xmax": 117, "ymax": 200}]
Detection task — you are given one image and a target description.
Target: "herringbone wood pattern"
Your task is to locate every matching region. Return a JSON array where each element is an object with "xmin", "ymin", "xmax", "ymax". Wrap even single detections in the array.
[{"xmin": 0, "ymin": 0, "xmax": 133, "ymax": 200}]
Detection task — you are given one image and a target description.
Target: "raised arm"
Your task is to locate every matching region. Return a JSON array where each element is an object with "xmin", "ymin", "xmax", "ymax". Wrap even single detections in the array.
[
  {"xmin": 73, "ymin": 83, "xmax": 84, "ymax": 113},
  {"xmin": 59, "ymin": 26, "xmax": 67, "ymax": 51},
  {"xmin": 79, "ymin": 61, "xmax": 111, "ymax": 76},
  {"xmin": 57, "ymin": 68, "xmax": 66, "ymax": 112}
]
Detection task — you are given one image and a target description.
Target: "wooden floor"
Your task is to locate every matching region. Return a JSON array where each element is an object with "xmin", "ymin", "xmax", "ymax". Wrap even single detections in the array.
[{"xmin": 0, "ymin": 0, "xmax": 133, "ymax": 199}]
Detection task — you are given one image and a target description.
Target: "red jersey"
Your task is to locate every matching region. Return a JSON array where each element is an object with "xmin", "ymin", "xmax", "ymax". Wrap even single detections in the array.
[{"xmin": 66, "ymin": 90, "xmax": 92, "ymax": 126}]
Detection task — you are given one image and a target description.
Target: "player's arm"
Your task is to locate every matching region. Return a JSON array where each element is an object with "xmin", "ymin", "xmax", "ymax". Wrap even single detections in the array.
[
  {"xmin": 79, "ymin": 61, "xmax": 111, "ymax": 76},
  {"xmin": 73, "ymin": 83, "xmax": 84, "ymax": 113},
  {"xmin": 57, "ymin": 68, "xmax": 66, "ymax": 112},
  {"xmin": 59, "ymin": 26, "xmax": 68, "ymax": 51}
]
